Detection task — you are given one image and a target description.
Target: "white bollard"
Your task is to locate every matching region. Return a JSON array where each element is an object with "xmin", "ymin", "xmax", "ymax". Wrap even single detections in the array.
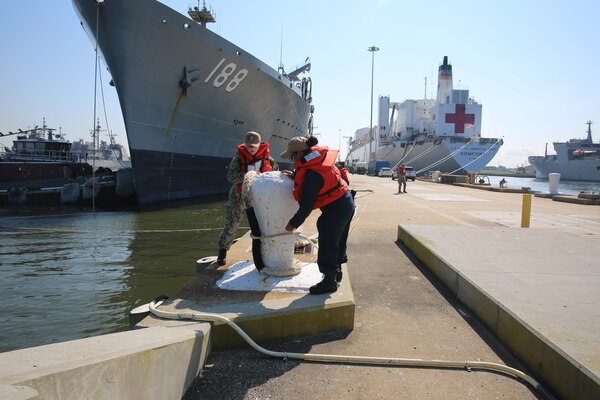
[
  {"xmin": 548, "ymin": 173, "xmax": 561, "ymax": 195},
  {"xmin": 245, "ymin": 171, "xmax": 301, "ymax": 276}
]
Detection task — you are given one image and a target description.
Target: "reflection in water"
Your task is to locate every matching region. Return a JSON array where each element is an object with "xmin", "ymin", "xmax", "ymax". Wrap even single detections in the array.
[{"xmin": 0, "ymin": 201, "xmax": 234, "ymax": 352}]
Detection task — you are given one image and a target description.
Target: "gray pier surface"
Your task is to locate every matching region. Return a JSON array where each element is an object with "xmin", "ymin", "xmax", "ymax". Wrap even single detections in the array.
[{"xmin": 184, "ymin": 175, "xmax": 599, "ymax": 400}]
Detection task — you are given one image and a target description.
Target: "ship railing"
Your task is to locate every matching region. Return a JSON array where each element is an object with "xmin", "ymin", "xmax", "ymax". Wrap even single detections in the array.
[
  {"xmin": 448, "ymin": 136, "xmax": 472, "ymax": 144},
  {"xmin": 478, "ymin": 137, "xmax": 502, "ymax": 145},
  {"xmin": 10, "ymin": 148, "xmax": 75, "ymax": 162}
]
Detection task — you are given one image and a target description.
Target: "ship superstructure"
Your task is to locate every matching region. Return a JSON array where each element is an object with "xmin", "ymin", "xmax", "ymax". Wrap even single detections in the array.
[{"xmin": 347, "ymin": 56, "xmax": 502, "ymax": 175}]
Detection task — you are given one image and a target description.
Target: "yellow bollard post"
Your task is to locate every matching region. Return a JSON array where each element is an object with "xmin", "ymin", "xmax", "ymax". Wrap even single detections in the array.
[{"xmin": 521, "ymin": 194, "xmax": 532, "ymax": 228}]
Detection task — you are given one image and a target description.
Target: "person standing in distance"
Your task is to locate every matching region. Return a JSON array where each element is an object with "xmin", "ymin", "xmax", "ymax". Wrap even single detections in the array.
[
  {"xmin": 216, "ymin": 131, "xmax": 277, "ymax": 266},
  {"xmin": 281, "ymin": 136, "xmax": 355, "ymax": 295},
  {"xmin": 397, "ymin": 163, "xmax": 407, "ymax": 193}
]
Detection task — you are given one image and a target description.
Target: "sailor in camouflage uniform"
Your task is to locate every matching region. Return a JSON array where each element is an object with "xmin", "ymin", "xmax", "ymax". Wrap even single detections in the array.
[{"xmin": 217, "ymin": 131, "xmax": 277, "ymax": 266}]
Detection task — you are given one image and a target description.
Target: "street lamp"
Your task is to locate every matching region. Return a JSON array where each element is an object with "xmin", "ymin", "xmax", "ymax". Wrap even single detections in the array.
[
  {"xmin": 338, "ymin": 129, "xmax": 342, "ymax": 161},
  {"xmin": 367, "ymin": 45, "xmax": 379, "ymax": 175},
  {"xmin": 342, "ymin": 136, "xmax": 352, "ymax": 163}
]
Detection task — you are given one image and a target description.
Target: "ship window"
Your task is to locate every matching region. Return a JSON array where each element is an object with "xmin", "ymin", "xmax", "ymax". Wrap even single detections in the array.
[
  {"xmin": 183, "ymin": 23, "xmax": 191, "ymax": 30},
  {"xmin": 236, "ymin": 51, "xmax": 241, "ymax": 56}
]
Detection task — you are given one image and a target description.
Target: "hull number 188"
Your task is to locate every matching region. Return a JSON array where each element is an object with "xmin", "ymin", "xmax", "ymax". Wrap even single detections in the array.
[{"xmin": 205, "ymin": 58, "xmax": 248, "ymax": 93}]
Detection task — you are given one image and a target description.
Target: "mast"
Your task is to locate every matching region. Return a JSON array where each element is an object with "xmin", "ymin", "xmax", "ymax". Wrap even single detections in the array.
[
  {"xmin": 188, "ymin": 1, "xmax": 216, "ymax": 28},
  {"xmin": 585, "ymin": 120, "xmax": 593, "ymax": 143}
]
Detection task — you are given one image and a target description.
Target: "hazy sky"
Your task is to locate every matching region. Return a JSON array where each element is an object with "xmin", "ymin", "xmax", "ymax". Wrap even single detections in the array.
[{"xmin": 1, "ymin": 0, "xmax": 598, "ymax": 167}]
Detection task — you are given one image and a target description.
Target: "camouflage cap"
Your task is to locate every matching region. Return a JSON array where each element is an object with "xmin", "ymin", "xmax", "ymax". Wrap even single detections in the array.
[{"xmin": 245, "ymin": 131, "xmax": 261, "ymax": 147}]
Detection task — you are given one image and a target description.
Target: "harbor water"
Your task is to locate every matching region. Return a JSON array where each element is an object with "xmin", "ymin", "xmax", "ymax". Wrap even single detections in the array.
[
  {"xmin": 483, "ymin": 175, "xmax": 600, "ymax": 195},
  {"xmin": 1, "ymin": 175, "xmax": 598, "ymax": 353},
  {"xmin": 0, "ymin": 201, "xmax": 230, "ymax": 353}
]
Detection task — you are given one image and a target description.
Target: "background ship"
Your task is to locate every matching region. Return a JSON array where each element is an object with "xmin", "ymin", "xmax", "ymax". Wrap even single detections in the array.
[
  {"xmin": 72, "ymin": 0, "xmax": 313, "ymax": 205},
  {"xmin": 0, "ymin": 119, "xmax": 92, "ymax": 192},
  {"xmin": 0, "ymin": 119, "xmax": 134, "ymax": 206},
  {"xmin": 528, "ymin": 121, "xmax": 600, "ymax": 182},
  {"xmin": 346, "ymin": 56, "xmax": 502, "ymax": 176}
]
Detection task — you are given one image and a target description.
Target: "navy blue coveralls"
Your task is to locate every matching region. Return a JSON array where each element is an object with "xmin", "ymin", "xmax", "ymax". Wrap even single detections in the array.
[{"xmin": 288, "ymin": 170, "xmax": 355, "ymax": 276}]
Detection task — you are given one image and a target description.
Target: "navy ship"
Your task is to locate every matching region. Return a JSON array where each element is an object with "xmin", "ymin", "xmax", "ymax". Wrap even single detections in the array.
[
  {"xmin": 0, "ymin": 119, "xmax": 92, "ymax": 191},
  {"xmin": 528, "ymin": 121, "xmax": 600, "ymax": 182},
  {"xmin": 72, "ymin": 0, "xmax": 313, "ymax": 204},
  {"xmin": 346, "ymin": 56, "xmax": 502, "ymax": 176}
]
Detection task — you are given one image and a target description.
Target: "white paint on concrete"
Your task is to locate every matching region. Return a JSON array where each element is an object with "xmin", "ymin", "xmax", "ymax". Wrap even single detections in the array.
[{"xmin": 216, "ymin": 260, "xmax": 322, "ymax": 292}]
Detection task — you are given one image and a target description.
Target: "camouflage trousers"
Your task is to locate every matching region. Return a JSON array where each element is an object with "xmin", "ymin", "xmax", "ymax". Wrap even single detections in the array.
[
  {"xmin": 398, "ymin": 176, "xmax": 407, "ymax": 192},
  {"xmin": 218, "ymin": 186, "xmax": 245, "ymax": 251}
]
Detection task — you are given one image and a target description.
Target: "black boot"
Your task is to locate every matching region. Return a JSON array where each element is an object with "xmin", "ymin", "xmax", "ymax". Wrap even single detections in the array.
[
  {"xmin": 246, "ymin": 208, "xmax": 265, "ymax": 271},
  {"xmin": 309, "ymin": 274, "xmax": 338, "ymax": 295},
  {"xmin": 335, "ymin": 266, "xmax": 343, "ymax": 283},
  {"xmin": 217, "ymin": 249, "xmax": 227, "ymax": 266}
]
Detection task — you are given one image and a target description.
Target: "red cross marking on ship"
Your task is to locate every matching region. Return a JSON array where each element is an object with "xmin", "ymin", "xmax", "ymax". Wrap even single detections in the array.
[{"xmin": 445, "ymin": 104, "xmax": 475, "ymax": 134}]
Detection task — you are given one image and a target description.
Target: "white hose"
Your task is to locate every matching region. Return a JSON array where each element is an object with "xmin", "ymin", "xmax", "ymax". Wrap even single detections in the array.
[{"xmin": 148, "ymin": 299, "xmax": 551, "ymax": 399}]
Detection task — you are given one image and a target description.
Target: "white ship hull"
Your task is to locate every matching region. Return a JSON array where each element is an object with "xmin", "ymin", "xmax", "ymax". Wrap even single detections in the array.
[{"xmin": 348, "ymin": 137, "xmax": 502, "ymax": 175}]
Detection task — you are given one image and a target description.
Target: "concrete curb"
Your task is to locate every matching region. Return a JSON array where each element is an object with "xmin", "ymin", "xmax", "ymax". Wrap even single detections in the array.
[
  {"xmin": 398, "ymin": 224, "xmax": 599, "ymax": 400},
  {"xmin": 0, "ymin": 325, "xmax": 210, "ymax": 400}
]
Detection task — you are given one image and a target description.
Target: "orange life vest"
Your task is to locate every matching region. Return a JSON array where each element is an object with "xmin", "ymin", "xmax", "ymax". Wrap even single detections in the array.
[
  {"xmin": 236, "ymin": 142, "xmax": 272, "ymax": 190},
  {"xmin": 339, "ymin": 167, "xmax": 349, "ymax": 184},
  {"xmin": 293, "ymin": 146, "xmax": 348, "ymax": 209},
  {"xmin": 398, "ymin": 165, "xmax": 406, "ymax": 177}
]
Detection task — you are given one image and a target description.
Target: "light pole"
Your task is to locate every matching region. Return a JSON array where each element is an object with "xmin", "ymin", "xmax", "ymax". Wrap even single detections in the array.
[
  {"xmin": 342, "ymin": 136, "xmax": 352, "ymax": 164},
  {"xmin": 367, "ymin": 45, "xmax": 379, "ymax": 175},
  {"xmin": 338, "ymin": 129, "xmax": 342, "ymax": 161}
]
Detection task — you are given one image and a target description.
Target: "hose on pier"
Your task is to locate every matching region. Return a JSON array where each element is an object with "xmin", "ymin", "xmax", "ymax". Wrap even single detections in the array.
[{"xmin": 149, "ymin": 297, "xmax": 552, "ymax": 399}]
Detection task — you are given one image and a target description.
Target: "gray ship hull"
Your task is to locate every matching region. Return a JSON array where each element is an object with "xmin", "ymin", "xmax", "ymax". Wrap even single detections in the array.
[
  {"xmin": 72, "ymin": 0, "xmax": 311, "ymax": 204},
  {"xmin": 528, "ymin": 156, "xmax": 600, "ymax": 182}
]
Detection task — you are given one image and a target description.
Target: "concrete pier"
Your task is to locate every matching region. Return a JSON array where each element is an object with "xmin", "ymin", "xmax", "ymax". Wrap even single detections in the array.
[
  {"xmin": 184, "ymin": 174, "xmax": 598, "ymax": 400},
  {"xmin": 1, "ymin": 174, "xmax": 598, "ymax": 399}
]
